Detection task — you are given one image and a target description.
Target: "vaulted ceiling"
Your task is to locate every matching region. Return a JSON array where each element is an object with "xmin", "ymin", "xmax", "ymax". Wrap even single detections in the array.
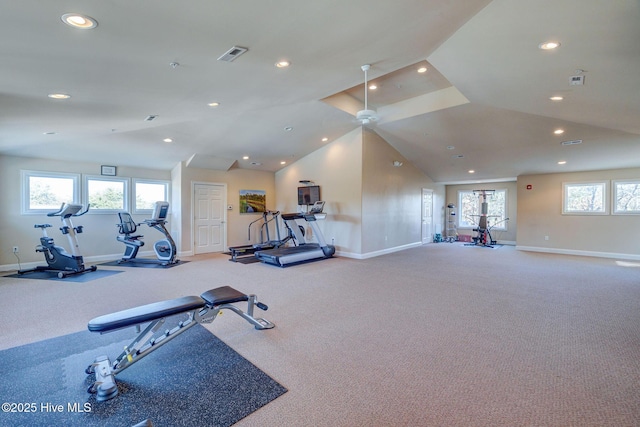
[{"xmin": 1, "ymin": 0, "xmax": 639, "ymax": 183}]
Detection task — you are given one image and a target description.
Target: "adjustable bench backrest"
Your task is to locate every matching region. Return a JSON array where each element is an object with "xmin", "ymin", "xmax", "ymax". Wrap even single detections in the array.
[{"xmin": 88, "ymin": 296, "xmax": 206, "ymax": 333}]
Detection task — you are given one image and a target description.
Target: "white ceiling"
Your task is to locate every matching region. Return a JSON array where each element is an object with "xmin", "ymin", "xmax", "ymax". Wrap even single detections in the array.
[{"xmin": 1, "ymin": 0, "xmax": 639, "ymax": 183}]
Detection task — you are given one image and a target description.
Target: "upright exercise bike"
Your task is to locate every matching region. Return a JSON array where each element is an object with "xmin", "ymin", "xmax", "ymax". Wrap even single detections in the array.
[
  {"xmin": 116, "ymin": 201, "xmax": 179, "ymax": 266},
  {"xmin": 19, "ymin": 203, "xmax": 97, "ymax": 278}
]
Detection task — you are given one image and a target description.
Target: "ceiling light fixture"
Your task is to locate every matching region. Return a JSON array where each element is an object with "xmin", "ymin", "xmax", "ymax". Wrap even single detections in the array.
[
  {"xmin": 321, "ymin": 137, "xmax": 328, "ymax": 142},
  {"xmin": 393, "ymin": 161, "xmax": 403, "ymax": 167},
  {"xmin": 48, "ymin": 93, "xmax": 71, "ymax": 99},
  {"xmin": 538, "ymin": 41, "xmax": 560, "ymax": 50},
  {"xmin": 280, "ymin": 161, "xmax": 286, "ymax": 165},
  {"xmin": 468, "ymin": 170, "xmax": 475, "ymax": 174},
  {"xmin": 275, "ymin": 61, "xmax": 290, "ymax": 68},
  {"xmin": 243, "ymin": 156, "xmax": 249, "ymax": 160},
  {"xmin": 163, "ymin": 138, "xmax": 173, "ymax": 143},
  {"xmin": 61, "ymin": 13, "xmax": 98, "ymax": 29},
  {"xmin": 554, "ymin": 129, "xmax": 565, "ymax": 135},
  {"xmin": 558, "ymin": 161, "xmax": 567, "ymax": 165},
  {"xmin": 284, "ymin": 126, "xmax": 293, "ymax": 131},
  {"xmin": 549, "ymin": 96, "xmax": 564, "ymax": 101},
  {"xmin": 207, "ymin": 102, "xmax": 220, "ymax": 107},
  {"xmin": 417, "ymin": 66, "xmax": 428, "ymax": 73},
  {"xmin": 369, "ymin": 84, "xmax": 377, "ymax": 90}
]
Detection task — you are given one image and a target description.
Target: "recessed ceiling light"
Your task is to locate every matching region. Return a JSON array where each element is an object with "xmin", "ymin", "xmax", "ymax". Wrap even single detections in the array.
[
  {"xmin": 538, "ymin": 41, "xmax": 560, "ymax": 50},
  {"xmin": 242, "ymin": 156, "xmax": 249, "ymax": 160},
  {"xmin": 369, "ymin": 84, "xmax": 377, "ymax": 90},
  {"xmin": 558, "ymin": 161, "xmax": 567, "ymax": 165},
  {"xmin": 417, "ymin": 67, "xmax": 428, "ymax": 73},
  {"xmin": 549, "ymin": 96, "xmax": 564, "ymax": 101},
  {"xmin": 61, "ymin": 13, "xmax": 98, "ymax": 29},
  {"xmin": 554, "ymin": 129, "xmax": 565, "ymax": 135},
  {"xmin": 275, "ymin": 61, "xmax": 290, "ymax": 68},
  {"xmin": 468, "ymin": 170, "xmax": 475, "ymax": 174},
  {"xmin": 321, "ymin": 137, "xmax": 328, "ymax": 142},
  {"xmin": 207, "ymin": 102, "xmax": 220, "ymax": 107},
  {"xmin": 163, "ymin": 138, "xmax": 173, "ymax": 143},
  {"xmin": 280, "ymin": 161, "xmax": 286, "ymax": 165},
  {"xmin": 48, "ymin": 93, "xmax": 71, "ymax": 99}
]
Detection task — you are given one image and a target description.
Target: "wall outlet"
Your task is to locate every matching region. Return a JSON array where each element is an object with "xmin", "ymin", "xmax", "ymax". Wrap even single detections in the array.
[{"xmin": 12, "ymin": 246, "xmax": 19, "ymax": 253}]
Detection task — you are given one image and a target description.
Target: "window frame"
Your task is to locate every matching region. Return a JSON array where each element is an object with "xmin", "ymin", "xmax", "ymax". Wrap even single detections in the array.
[
  {"xmin": 21, "ymin": 170, "xmax": 81, "ymax": 214},
  {"xmin": 457, "ymin": 189, "xmax": 508, "ymax": 231},
  {"xmin": 612, "ymin": 179, "xmax": 640, "ymax": 215},
  {"xmin": 132, "ymin": 179, "xmax": 171, "ymax": 214},
  {"xmin": 83, "ymin": 175, "xmax": 130, "ymax": 214},
  {"xmin": 562, "ymin": 181, "xmax": 609, "ymax": 215}
]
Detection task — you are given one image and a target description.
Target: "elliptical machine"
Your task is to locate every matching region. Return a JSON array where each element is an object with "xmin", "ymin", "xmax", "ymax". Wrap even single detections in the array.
[
  {"xmin": 116, "ymin": 201, "xmax": 178, "ymax": 266},
  {"xmin": 19, "ymin": 203, "xmax": 97, "ymax": 278}
]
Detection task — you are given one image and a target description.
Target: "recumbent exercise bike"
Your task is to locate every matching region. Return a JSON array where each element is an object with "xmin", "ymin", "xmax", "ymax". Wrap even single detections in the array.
[{"xmin": 116, "ymin": 201, "xmax": 179, "ymax": 266}]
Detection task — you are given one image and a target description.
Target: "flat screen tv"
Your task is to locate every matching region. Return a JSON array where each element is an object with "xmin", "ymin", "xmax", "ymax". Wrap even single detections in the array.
[{"xmin": 298, "ymin": 185, "xmax": 320, "ymax": 205}]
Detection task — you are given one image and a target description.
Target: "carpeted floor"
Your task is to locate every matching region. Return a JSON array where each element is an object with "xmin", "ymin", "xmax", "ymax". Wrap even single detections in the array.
[
  {"xmin": 1, "ymin": 244, "xmax": 639, "ymax": 426},
  {"xmin": 0, "ymin": 322, "xmax": 286, "ymax": 427}
]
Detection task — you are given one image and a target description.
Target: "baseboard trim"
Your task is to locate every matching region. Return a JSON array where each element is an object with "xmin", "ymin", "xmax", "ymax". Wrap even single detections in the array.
[
  {"xmin": 516, "ymin": 245, "xmax": 640, "ymax": 261},
  {"xmin": 337, "ymin": 242, "xmax": 423, "ymax": 260}
]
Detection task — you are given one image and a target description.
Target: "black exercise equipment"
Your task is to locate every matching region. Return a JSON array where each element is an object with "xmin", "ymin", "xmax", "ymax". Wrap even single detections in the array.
[
  {"xmin": 85, "ymin": 286, "xmax": 274, "ymax": 402},
  {"xmin": 116, "ymin": 201, "xmax": 178, "ymax": 266},
  {"xmin": 18, "ymin": 203, "xmax": 97, "ymax": 278},
  {"xmin": 228, "ymin": 210, "xmax": 295, "ymax": 262},
  {"xmin": 255, "ymin": 201, "xmax": 335, "ymax": 267}
]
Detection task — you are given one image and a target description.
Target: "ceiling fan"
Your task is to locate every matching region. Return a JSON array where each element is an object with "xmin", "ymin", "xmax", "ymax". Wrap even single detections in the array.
[{"xmin": 356, "ymin": 64, "xmax": 379, "ymax": 125}]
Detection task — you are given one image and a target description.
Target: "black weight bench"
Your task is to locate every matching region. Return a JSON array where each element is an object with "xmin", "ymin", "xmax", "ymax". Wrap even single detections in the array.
[{"xmin": 86, "ymin": 286, "xmax": 274, "ymax": 402}]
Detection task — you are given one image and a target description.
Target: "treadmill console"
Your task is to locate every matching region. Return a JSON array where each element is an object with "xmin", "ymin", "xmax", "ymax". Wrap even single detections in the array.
[{"xmin": 309, "ymin": 201, "xmax": 325, "ymax": 214}]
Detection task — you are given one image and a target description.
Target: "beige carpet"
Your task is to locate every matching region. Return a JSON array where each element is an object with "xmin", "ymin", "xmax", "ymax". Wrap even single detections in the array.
[{"xmin": 1, "ymin": 244, "xmax": 639, "ymax": 426}]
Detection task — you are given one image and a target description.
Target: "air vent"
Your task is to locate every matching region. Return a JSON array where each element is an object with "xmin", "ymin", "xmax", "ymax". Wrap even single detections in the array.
[
  {"xmin": 217, "ymin": 46, "xmax": 248, "ymax": 62},
  {"xmin": 145, "ymin": 115, "xmax": 158, "ymax": 121},
  {"xmin": 561, "ymin": 139, "xmax": 582, "ymax": 146},
  {"xmin": 452, "ymin": 154, "xmax": 464, "ymax": 159},
  {"xmin": 569, "ymin": 75, "xmax": 585, "ymax": 86},
  {"xmin": 250, "ymin": 161, "xmax": 262, "ymax": 166}
]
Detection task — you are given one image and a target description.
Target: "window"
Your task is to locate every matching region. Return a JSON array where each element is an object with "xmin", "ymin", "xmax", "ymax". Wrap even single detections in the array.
[
  {"xmin": 613, "ymin": 180, "xmax": 640, "ymax": 214},
  {"xmin": 84, "ymin": 175, "xmax": 129, "ymax": 212},
  {"xmin": 133, "ymin": 179, "xmax": 170, "ymax": 212},
  {"xmin": 458, "ymin": 189, "xmax": 507, "ymax": 230},
  {"xmin": 563, "ymin": 181, "xmax": 608, "ymax": 215},
  {"xmin": 21, "ymin": 170, "xmax": 80, "ymax": 214}
]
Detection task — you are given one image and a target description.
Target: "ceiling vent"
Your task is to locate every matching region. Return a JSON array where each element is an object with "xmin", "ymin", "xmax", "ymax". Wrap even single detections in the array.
[
  {"xmin": 569, "ymin": 75, "xmax": 585, "ymax": 86},
  {"xmin": 561, "ymin": 139, "xmax": 582, "ymax": 146},
  {"xmin": 217, "ymin": 46, "xmax": 248, "ymax": 62}
]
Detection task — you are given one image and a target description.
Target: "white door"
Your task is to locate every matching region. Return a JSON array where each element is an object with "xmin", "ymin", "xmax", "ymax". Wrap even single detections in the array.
[
  {"xmin": 194, "ymin": 183, "xmax": 226, "ymax": 254},
  {"xmin": 422, "ymin": 189, "xmax": 433, "ymax": 244}
]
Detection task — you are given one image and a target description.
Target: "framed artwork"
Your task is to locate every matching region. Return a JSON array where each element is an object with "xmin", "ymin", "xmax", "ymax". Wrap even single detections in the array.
[
  {"xmin": 101, "ymin": 165, "xmax": 117, "ymax": 176},
  {"xmin": 239, "ymin": 189, "xmax": 266, "ymax": 213}
]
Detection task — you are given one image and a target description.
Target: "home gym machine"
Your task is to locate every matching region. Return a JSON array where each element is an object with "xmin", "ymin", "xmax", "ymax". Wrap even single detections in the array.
[
  {"xmin": 85, "ymin": 285, "xmax": 274, "ymax": 401},
  {"xmin": 18, "ymin": 203, "xmax": 97, "ymax": 278},
  {"xmin": 465, "ymin": 190, "xmax": 508, "ymax": 248},
  {"xmin": 255, "ymin": 201, "xmax": 335, "ymax": 267},
  {"xmin": 228, "ymin": 210, "xmax": 295, "ymax": 262},
  {"xmin": 116, "ymin": 201, "xmax": 179, "ymax": 266}
]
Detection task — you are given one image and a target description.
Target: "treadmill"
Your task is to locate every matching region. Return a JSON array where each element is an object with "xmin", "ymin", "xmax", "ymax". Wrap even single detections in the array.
[{"xmin": 254, "ymin": 201, "xmax": 335, "ymax": 267}]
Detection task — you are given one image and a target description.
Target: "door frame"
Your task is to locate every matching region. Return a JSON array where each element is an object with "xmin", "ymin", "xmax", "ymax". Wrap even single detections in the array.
[{"xmin": 191, "ymin": 181, "xmax": 228, "ymax": 254}]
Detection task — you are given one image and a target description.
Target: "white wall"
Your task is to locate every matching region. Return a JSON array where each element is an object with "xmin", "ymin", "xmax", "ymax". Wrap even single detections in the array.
[
  {"xmin": 275, "ymin": 128, "xmax": 364, "ymax": 254},
  {"xmin": 517, "ymin": 168, "xmax": 640, "ymax": 259}
]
